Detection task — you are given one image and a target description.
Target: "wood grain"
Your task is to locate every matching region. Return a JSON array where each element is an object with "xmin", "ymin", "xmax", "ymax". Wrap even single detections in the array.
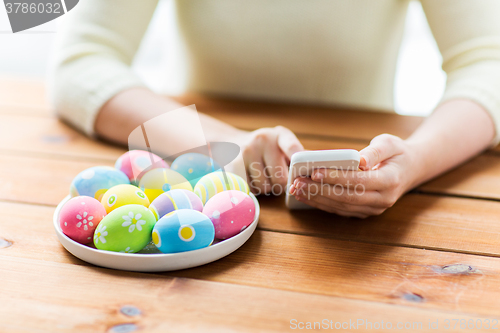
[
  {"xmin": 418, "ymin": 153, "xmax": 500, "ymax": 200},
  {"xmin": 0, "ymin": 114, "xmax": 125, "ymax": 162},
  {"xmin": 3, "ymin": 201, "xmax": 500, "ymax": 318},
  {"xmin": 1, "ymin": 256, "xmax": 491, "ymax": 333}
]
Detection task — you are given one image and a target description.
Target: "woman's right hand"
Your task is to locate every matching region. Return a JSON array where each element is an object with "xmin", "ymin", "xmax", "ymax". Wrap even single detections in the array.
[{"xmin": 233, "ymin": 126, "xmax": 304, "ymax": 195}]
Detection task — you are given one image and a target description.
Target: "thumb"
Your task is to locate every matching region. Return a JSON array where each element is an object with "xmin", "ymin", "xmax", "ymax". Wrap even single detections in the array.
[
  {"xmin": 276, "ymin": 126, "xmax": 304, "ymax": 159},
  {"xmin": 359, "ymin": 134, "xmax": 403, "ymax": 170}
]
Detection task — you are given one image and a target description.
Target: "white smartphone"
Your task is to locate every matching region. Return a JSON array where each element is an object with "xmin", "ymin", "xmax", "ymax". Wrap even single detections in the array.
[{"xmin": 285, "ymin": 149, "xmax": 360, "ymax": 209}]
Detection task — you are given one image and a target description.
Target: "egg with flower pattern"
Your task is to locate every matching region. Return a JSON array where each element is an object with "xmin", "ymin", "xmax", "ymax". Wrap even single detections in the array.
[
  {"xmin": 101, "ymin": 184, "xmax": 150, "ymax": 214},
  {"xmin": 59, "ymin": 196, "xmax": 107, "ymax": 244},
  {"xmin": 152, "ymin": 209, "xmax": 215, "ymax": 253},
  {"xmin": 194, "ymin": 171, "xmax": 249, "ymax": 205},
  {"xmin": 93, "ymin": 204, "xmax": 156, "ymax": 253},
  {"xmin": 70, "ymin": 166, "xmax": 130, "ymax": 201}
]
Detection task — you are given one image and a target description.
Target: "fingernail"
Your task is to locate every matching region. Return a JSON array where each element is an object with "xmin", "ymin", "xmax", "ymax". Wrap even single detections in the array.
[
  {"xmin": 289, "ymin": 184, "xmax": 296, "ymax": 195},
  {"xmin": 360, "ymin": 156, "xmax": 369, "ymax": 170},
  {"xmin": 312, "ymin": 170, "xmax": 324, "ymax": 181},
  {"xmin": 296, "ymin": 181, "xmax": 306, "ymax": 190}
]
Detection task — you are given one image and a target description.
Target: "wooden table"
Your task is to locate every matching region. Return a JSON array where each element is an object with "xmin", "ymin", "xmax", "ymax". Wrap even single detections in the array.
[{"xmin": 2, "ymin": 77, "xmax": 500, "ymax": 332}]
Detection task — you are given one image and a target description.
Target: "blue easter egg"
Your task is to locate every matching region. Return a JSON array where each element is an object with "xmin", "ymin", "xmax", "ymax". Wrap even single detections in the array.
[
  {"xmin": 171, "ymin": 153, "xmax": 221, "ymax": 188},
  {"xmin": 70, "ymin": 166, "xmax": 130, "ymax": 201},
  {"xmin": 152, "ymin": 209, "xmax": 215, "ymax": 253}
]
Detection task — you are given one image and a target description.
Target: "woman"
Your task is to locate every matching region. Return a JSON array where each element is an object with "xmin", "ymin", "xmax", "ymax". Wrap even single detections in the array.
[{"xmin": 50, "ymin": 0, "xmax": 500, "ymax": 217}]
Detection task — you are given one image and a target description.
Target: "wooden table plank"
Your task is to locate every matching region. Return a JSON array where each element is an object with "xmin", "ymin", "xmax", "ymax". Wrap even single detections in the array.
[
  {"xmin": 2, "ymin": 256, "xmax": 490, "ymax": 333},
  {"xmin": 0, "ymin": 78, "xmax": 423, "ymax": 141},
  {"xmin": 0, "ymin": 155, "xmax": 114, "ymax": 206},
  {"xmin": 418, "ymin": 154, "xmax": 500, "ymax": 200},
  {"xmin": 173, "ymin": 94, "xmax": 424, "ymax": 141},
  {"xmin": 2, "ymin": 201, "xmax": 500, "ymax": 317},
  {"xmin": 0, "ymin": 77, "xmax": 50, "ymax": 111},
  {"xmin": 5, "ymin": 111, "xmax": 500, "ymax": 203},
  {"xmin": 0, "ymin": 114, "xmax": 125, "ymax": 162},
  {"xmin": 257, "ymin": 193, "xmax": 500, "ymax": 257},
  {"xmin": 3, "ymin": 154, "xmax": 500, "ymax": 257}
]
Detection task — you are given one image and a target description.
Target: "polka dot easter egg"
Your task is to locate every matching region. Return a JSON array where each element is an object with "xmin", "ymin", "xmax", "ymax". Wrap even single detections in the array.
[
  {"xmin": 115, "ymin": 150, "xmax": 169, "ymax": 185},
  {"xmin": 194, "ymin": 171, "xmax": 249, "ymax": 205},
  {"xmin": 94, "ymin": 204, "xmax": 156, "ymax": 253},
  {"xmin": 138, "ymin": 168, "xmax": 193, "ymax": 202},
  {"xmin": 171, "ymin": 153, "xmax": 221, "ymax": 188},
  {"xmin": 152, "ymin": 209, "xmax": 215, "ymax": 253},
  {"xmin": 101, "ymin": 184, "xmax": 150, "ymax": 214},
  {"xmin": 203, "ymin": 190, "xmax": 255, "ymax": 240},
  {"xmin": 70, "ymin": 166, "xmax": 130, "ymax": 201},
  {"xmin": 149, "ymin": 189, "xmax": 203, "ymax": 220},
  {"xmin": 59, "ymin": 196, "xmax": 106, "ymax": 244}
]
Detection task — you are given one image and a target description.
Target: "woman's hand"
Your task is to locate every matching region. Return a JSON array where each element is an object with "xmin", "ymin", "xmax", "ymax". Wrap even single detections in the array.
[
  {"xmin": 289, "ymin": 134, "xmax": 420, "ymax": 218},
  {"xmin": 234, "ymin": 126, "xmax": 304, "ymax": 195}
]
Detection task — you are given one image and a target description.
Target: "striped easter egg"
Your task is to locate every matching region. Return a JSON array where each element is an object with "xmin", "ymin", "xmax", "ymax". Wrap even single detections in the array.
[
  {"xmin": 149, "ymin": 189, "xmax": 203, "ymax": 220},
  {"xmin": 194, "ymin": 171, "xmax": 249, "ymax": 205}
]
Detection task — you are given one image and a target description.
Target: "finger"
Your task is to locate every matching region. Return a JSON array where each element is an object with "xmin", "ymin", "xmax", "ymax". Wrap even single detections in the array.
[
  {"xmin": 247, "ymin": 159, "xmax": 272, "ymax": 195},
  {"xmin": 294, "ymin": 177, "xmax": 387, "ymax": 207},
  {"xmin": 276, "ymin": 126, "xmax": 304, "ymax": 159},
  {"xmin": 295, "ymin": 188, "xmax": 387, "ymax": 214},
  {"xmin": 295, "ymin": 195, "xmax": 370, "ymax": 218},
  {"xmin": 263, "ymin": 146, "xmax": 289, "ymax": 188},
  {"xmin": 311, "ymin": 168, "xmax": 389, "ymax": 191},
  {"xmin": 359, "ymin": 134, "xmax": 403, "ymax": 170}
]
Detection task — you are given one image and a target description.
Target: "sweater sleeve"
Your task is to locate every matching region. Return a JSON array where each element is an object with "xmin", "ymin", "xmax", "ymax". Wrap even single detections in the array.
[
  {"xmin": 48, "ymin": 0, "xmax": 159, "ymax": 136},
  {"xmin": 421, "ymin": 0, "xmax": 500, "ymax": 146}
]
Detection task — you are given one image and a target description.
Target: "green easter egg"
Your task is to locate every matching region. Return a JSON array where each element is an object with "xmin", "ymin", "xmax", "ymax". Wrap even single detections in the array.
[{"xmin": 93, "ymin": 204, "xmax": 156, "ymax": 253}]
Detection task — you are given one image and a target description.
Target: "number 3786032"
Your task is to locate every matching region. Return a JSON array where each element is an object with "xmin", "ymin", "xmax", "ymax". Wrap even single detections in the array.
[{"xmin": 5, "ymin": 2, "xmax": 62, "ymax": 14}]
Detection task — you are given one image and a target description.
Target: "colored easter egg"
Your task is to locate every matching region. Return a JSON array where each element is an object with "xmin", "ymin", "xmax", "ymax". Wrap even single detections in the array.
[
  {"xmin": 171, "ymin": 153, "xmax": 221, "ymax": 188},
  {"xmin": 93, "ymin": 204, "xmax": 156, "ymax": 253},
  {"xmin": 115, "ymin": 150, "xmax": 169, "ymax": 185},
  {"xmin": 70, "ymin": 166, "xmax": 130, "ymax": 201},
  {"xmin": 203, "ymin": 190, "xmax": 255, "ymax": 240},
  {"xmin": 138, "ymin": 168, "xmax": 193, "ymax": 202},
  {"xmin": 149, "ymin": 189, "xmax": 203, "ymax": 220},
  {"xmin": 194, "ymin": 171, "xmax": 249, "ymax": 205},
  {"xmin": 152, "ymin": 209, "xmax": 215, "ymax": 253},
  {"xmin": 101, "ymin": 184, "xmax": 150, "ymax": 213},
  {"xmin": 59, "ymin": 196, "xmax": 107, "ymax": 244}
]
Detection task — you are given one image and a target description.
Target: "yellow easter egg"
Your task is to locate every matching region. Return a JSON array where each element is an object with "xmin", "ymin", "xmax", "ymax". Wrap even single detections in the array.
[
  {"xmin": 101, "ymin": 184, "xmax": 150, "ymax": 213},
  {"xmin": 138, "ymin": 168, "xmax": 193, "ymax": 202}
]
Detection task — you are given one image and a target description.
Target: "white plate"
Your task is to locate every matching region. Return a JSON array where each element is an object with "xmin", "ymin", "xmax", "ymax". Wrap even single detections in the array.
[{"xmin": 53, "ymin": 194, "xmax": 260, "ymax": 272}]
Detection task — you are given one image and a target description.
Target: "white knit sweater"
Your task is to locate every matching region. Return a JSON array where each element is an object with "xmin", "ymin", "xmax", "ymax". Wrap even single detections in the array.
[{"xmin": 49, "ymin": 0, "xmax": 500, "ymax": 144}]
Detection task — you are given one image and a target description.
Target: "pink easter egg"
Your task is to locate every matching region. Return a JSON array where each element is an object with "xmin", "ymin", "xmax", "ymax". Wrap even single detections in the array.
[
  {"xmin": 59, "ymin": 196, "xmax": 107, "ymax": 244},
  {"xmin": 202, "ymin": 190, "xmax": 255, "ymax": 240},
  {"xmin": 115, "ymin": 150, "xmax": 169, "ymax": 184}
]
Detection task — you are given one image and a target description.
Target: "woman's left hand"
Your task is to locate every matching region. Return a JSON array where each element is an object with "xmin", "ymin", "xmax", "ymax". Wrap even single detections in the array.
[{"xmin": 289, "ymin": 134, "xmax": 421, "ymax": 218}]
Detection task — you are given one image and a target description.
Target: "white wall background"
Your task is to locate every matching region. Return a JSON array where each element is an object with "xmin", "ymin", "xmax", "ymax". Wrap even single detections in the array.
[{"xmin": 0, "ymin": 0, "xmax": 445, "ymax": 117}]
